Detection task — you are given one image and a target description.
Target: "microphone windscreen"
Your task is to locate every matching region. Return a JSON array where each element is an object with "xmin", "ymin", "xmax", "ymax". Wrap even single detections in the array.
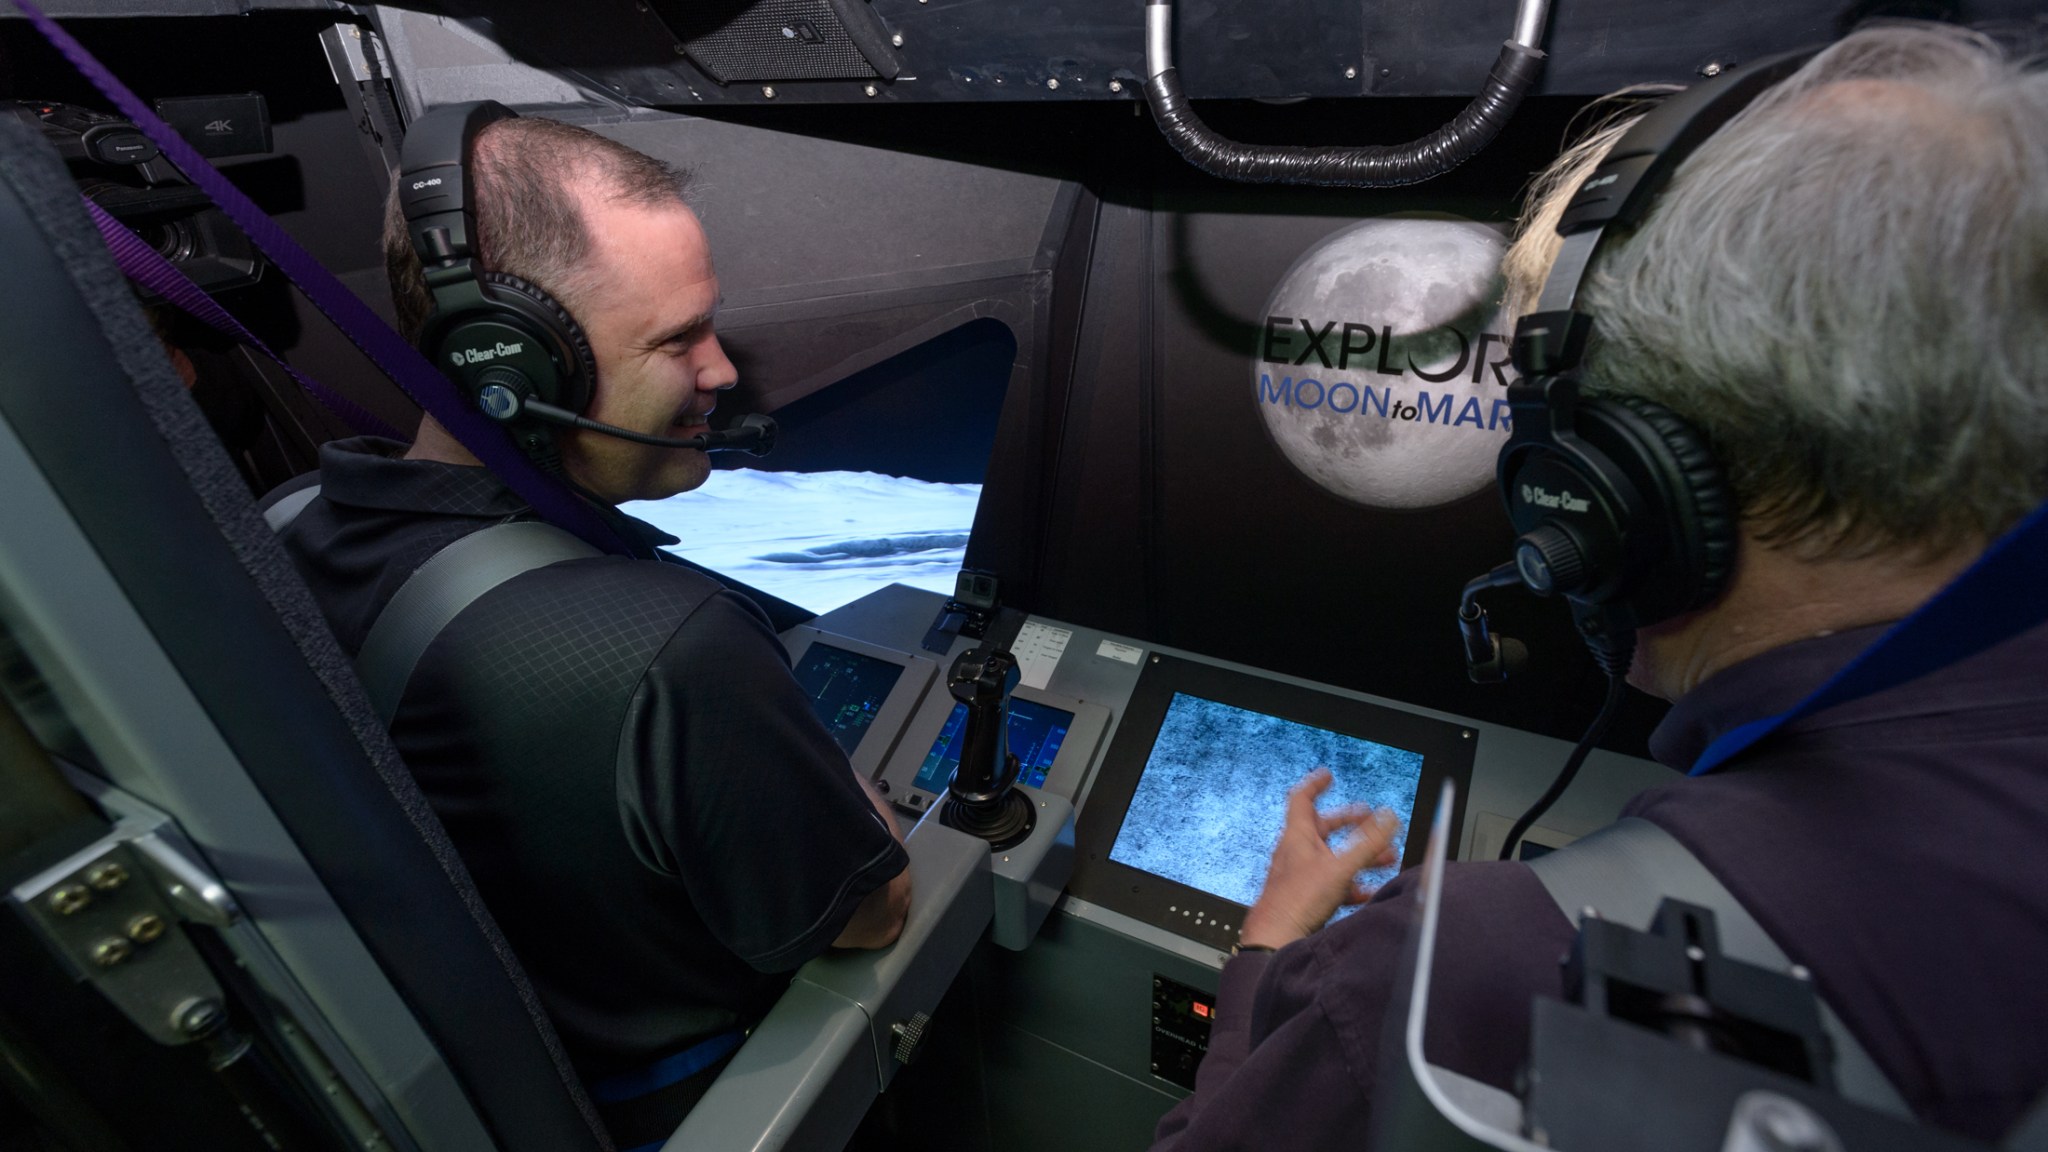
[
  {"xmin": 1499, "ymin": 637, "xmax": 1530, "ymax": 678},
  {"xmin": 738, "ymin": 413, "xmax": 777, "ymax": 456}
]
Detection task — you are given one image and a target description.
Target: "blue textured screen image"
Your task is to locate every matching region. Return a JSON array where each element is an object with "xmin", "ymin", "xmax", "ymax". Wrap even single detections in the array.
[
  {"xmin": 914, "ymin": 698, "xmax": 1074, "ymax": 793},
  {"xmin": 1108, "ymin": 693, "xmax": 1425, "ymax": 909},
  {"xmin": 791, "ymin": 644, "xmax": 905, "ymax": 756}
]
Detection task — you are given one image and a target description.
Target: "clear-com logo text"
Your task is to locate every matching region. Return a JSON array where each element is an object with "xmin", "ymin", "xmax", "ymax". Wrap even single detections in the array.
[
  {"xmin": 451, "ymin": 340, "xmax": 525, "ymax": 367},
  {"xmin": 1520, "ymin": 484, "xmax": 1590, "ymax": 513}
]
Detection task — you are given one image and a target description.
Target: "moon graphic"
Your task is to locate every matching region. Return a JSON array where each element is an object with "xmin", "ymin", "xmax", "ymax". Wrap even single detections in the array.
[{"xmin": 1253, "ymin": 217, "xmax": 1509, "ymax": 510}]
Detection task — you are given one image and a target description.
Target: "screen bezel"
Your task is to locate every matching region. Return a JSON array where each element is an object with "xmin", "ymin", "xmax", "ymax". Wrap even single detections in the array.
[
  {"xmin": 781, "ymin": 627, "xmax": 940, "ymax": 780},
  {"xmin": 910, "ymin": 695, "xmax": 1075, "ymax": 794},
  {"xmin": 877, "ymin": 683, "xmax": 1111, "ymax": 813},
  {"xmin": 1070, "ymin": 655, "xmax": 1475, "ymax": 953}
]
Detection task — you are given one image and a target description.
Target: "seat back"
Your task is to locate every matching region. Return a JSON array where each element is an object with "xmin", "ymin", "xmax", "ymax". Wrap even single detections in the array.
[{"xmin": 0, "ymin": 110, "xmax": 609, "ymax": 1152}]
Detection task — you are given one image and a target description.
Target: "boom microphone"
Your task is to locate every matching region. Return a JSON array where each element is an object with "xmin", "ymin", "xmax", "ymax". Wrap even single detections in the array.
[
  {"xmin": 506, "ymin": 393, "xmax": 777, "ymax": 456},
  {"xmin": 1458, "ymin": 562, "xmax": 1529, "ymax": 683}
]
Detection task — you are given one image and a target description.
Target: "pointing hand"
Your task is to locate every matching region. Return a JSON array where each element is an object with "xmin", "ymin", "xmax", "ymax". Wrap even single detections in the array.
[{"xmin": 1236, "ymin": 767, "xmax": 1401, "ymax": 952}]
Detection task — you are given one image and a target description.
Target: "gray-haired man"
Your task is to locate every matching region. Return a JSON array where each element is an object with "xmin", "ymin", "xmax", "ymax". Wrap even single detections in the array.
[{"xmin": 1152, "ymin": 24, "xmax": 2048, "ymax": 1151}]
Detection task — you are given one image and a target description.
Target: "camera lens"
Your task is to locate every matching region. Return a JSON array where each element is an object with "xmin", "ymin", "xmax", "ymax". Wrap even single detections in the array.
[{"xmin": 138, "ymin": 218, "xmax": 197, "ymax": 263}]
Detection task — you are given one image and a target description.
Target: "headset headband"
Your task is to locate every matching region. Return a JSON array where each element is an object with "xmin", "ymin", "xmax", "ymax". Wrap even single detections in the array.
[
  {"xmin": 397, "ymin": 101, "xmax": 517, "ymax": 269},
  {"xmin": 1511, "ymin": 48, "xmax": 1820, "ymax": 380}
]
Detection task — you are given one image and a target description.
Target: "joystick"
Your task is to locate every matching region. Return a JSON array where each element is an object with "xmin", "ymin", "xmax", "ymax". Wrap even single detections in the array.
[{"xmin": 937, "ymin": 643, "xmax": 1037, "ymax": 851}]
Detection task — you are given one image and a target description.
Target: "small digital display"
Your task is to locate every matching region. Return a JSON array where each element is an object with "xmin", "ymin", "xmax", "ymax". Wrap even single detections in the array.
[
  {"xmin": 913, "ymin": 697, "xmax": 1075, "ymax": 794},
  {"xmin": 791, "ymin": 643, "xmax": 906, "ymax": 757},
  {"xmin": 1108, "ymin": 692, "xmax": 1425, "ymax": 910}
]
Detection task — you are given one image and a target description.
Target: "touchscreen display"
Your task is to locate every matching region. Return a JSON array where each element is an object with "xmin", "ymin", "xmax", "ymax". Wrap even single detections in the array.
[
  {"xmin": 913, "ymin": 697, "xmax": 1075, "ymax": 794},
  {"xmin": 1108, "ymin": 692, "xmax": 1425, "ymax": 909},
  {"xmin": 791, "ymin": 643, "xmax": 906, "ymax": 756}
]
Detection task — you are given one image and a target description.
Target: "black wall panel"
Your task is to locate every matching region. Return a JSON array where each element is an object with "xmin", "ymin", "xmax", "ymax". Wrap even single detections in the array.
[{"xmin": 354, "ymin": 0, "xmax": 2047, "ymax": 106}]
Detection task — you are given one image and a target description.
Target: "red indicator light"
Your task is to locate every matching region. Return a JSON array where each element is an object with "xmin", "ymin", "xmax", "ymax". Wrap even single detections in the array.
[{"xmin": 1192, "ymin": 1002, "xmax": 1211, "ymax": 1019}]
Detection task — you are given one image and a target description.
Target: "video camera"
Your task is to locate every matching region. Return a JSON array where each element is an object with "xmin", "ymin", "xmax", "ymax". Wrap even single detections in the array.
[{"xmin": 13, "ymin": 96, "xmax": 271, "ymax": 295}]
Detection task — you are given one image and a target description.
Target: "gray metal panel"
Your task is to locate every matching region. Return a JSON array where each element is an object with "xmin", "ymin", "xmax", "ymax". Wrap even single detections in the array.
[
  {"xmin": 795, "ymin": 816, "xmax": 992, "ymax": 1091},
  {"xmin": 674, "ymin": 815, "xmax": 992, "ymax": 1150},
  {"xmin": 0, "ymin": 417, "xmax": 493, "ymax": 1150},
  {"xmin": 984, "ymin": 1025, "xmax": 1183, "ymax": 1152},
  {"xmin": 371, "ymin": 6, "xmax": 613, "ymax": 119},
  {"xmin": 667, "ymin": 981, "xmax": 877, "ymax": 1152},
  {"xmin": 988, "ymin": 786, "xmax": 1074, "ymax": 951},
  {"xmin": 979, "ymin": 897, "xmax": 1218, "ymax": 1105},
  {"xmin": 67, "ymin": 772, "xmax": 420, "ymax": 1152}
]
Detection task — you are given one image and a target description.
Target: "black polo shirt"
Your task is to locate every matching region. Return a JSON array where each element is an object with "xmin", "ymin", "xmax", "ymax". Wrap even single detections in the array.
[
  {"xmin": 1154, "ymin": 620, "xmax": 2048, "ymax": 1150},
  {"xmin": 279, "ymin": 437, "xmax": 907, "ymax": 1082}
]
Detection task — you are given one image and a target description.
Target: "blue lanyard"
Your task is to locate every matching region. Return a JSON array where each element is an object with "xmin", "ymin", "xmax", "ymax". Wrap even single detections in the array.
[{"xmin": 1691, "ymin": 497, "xmax": 2048, "ymax": 775}]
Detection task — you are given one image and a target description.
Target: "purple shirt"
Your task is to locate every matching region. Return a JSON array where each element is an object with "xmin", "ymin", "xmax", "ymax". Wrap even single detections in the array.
[{"xmin": 1152, "ymin": 622, "xmax": 2048, "ymax": 1149}]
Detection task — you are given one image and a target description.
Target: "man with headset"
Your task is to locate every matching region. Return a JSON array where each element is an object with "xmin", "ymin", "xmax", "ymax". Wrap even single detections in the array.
[
  {"xmin": 1151, "ymin": 23, "xmax": 2047, "ymax": 1150},
  {"xmin": 278, "ymin": 110, "xmax": 911, "ymax": 1145}
]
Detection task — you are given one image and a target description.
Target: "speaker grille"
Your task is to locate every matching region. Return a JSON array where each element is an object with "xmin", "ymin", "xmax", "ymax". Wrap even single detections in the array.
[{"xmin": 676, "ymin": 0, "xmax": 882, "ymax": 83}]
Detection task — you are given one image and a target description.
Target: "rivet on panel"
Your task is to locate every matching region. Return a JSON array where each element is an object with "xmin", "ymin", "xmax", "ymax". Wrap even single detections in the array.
[
  {"xmin": 86, "ymin": 861, "xmax": 128, "ymax": 891},
  {"xmin": 48, "ymin": 885, "xmax": 90, "ymax": 916}
]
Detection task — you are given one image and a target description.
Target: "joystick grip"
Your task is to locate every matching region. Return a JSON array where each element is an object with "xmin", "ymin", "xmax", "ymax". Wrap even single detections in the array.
[
  {"xmin": 947, "ymin": 647, "xmax": 1020, "ymax": 803},
  {"xmin": 940, "ymin": 644, "xmax": 1036, "ymax": 851}
]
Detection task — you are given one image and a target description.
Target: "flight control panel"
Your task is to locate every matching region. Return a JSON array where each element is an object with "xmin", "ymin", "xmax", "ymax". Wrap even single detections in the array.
[
  {"xmin": 782, "ymin": 592, "xmax": 1476, "ymax": 951},
  {"xmin": 782, "ymin": 626, "xmax": 939, "ymax": 779},
  {"xmin": 779, "ymin": 583, "xmax": 1672, "ymax": 1136}
]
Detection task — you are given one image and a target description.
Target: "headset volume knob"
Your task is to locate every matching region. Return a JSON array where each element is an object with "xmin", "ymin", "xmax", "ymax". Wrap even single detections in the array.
[
  {"xmin": 1514, "ymin": 523, "xmax": 1588, "ymax": 596},
  {"xmin": 475, "ymin": 366, "xmax": 531, "ymax": 422}
]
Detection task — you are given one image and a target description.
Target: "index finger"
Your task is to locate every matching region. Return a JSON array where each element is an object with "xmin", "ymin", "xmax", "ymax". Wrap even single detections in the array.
[{"xmin": 1286, "ymin": 767, "xmax": 1334, "ymax": 825}]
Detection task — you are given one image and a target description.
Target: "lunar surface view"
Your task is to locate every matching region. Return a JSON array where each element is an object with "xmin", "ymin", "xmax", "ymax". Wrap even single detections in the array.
[
  {"xmin": 1254, "ymin": 218, "xmax": 1510, "ymax": 509},
  {"xmin": 627, "ymin": 469, "xmax": 979, "ymax": 614}
]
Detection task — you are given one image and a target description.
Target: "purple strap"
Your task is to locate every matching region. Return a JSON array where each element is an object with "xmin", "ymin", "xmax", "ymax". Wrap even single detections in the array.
[
  {"xmin": 82, "ymin": 194, "xmax": 405, "ymax": 441},
  {"xmin": 13, "ymin": 0, "xmax": 630, "ymax": 555}
]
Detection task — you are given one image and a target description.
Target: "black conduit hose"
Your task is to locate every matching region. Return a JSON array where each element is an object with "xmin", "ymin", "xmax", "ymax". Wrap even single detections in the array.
[{"xmin": 1142, "ymin": 39, "xmax": 1547, "ymax": 187}]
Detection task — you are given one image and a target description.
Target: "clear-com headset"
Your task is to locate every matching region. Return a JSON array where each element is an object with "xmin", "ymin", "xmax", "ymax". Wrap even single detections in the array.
[
  {"xmin": 397, "ymin": 102, "xmax": 594, "ymax": 468},
  {"xmin": 395, "ymin": 101, "xmax": 774, "ymax": 468},
  {"xmin": 1465, "ymin": 48, "xmax": 1819, "ymax": 858}
]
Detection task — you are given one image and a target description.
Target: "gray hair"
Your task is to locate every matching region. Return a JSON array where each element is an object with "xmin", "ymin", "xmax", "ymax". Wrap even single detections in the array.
[
  {"xmin": 1507, "ymin": 23, "xmax": 2048, "ymax": 559},
  {"xmin": 383, "ymin": 116, "xmax": 693, "ymax": 344}
]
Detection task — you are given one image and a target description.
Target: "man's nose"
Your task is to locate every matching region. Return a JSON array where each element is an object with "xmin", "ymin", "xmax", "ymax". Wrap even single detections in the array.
[{"xmin": 701, "ymin": 335, "xmax": 738, "ymax": 392}]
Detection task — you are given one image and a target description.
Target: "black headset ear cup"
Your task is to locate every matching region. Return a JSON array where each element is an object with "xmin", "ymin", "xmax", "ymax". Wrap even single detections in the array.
[
  {"xmin": 478, "ymin": 271, "xmax": 597, "ymax": 413},
  {"xmin": 1604, "ymin": 395, "xmax": 1738, "ymax": 613}
]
